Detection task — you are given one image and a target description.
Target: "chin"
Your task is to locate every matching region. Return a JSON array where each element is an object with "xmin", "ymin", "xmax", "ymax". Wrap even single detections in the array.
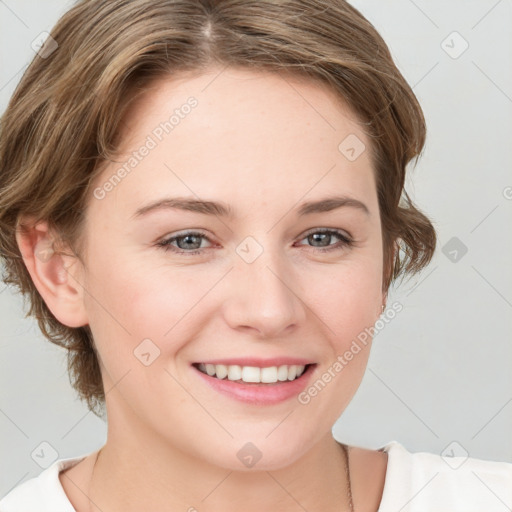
[{"xmin": 194, "ymin": 430, "xmax": 316, "ymax": 472}]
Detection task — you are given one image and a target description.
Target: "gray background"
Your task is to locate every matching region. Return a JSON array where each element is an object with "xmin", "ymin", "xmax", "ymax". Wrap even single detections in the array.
[{"xmin": 1, "ymin": 0, "xmax": 511, "ymax": 499}]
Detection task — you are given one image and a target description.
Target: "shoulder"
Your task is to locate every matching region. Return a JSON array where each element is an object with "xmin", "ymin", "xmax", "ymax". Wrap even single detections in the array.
[
  {"xmin": 0, "ymin": 453, "xmax": 90, "ymax": 512},
  {"xmin": 376, "ymin": 440, "xmax": 512, "ymax": 512}
]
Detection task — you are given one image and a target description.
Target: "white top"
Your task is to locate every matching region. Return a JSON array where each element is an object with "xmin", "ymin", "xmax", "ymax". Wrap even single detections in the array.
[{"xmin": 1, "ymin": 440, "xmax": 511, "ymax": 511}]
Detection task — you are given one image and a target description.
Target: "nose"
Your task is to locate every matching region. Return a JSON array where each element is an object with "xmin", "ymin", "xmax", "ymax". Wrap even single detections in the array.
[{"xmin": 222, "ymin": 245, "xmax": 306, "ymax": 338}]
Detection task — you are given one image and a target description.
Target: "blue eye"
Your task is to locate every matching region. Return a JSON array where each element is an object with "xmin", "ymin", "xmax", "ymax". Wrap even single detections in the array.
[
  {"xmin": 298, "ymin": 228, "xmax": 353, "ymax": 253},
  {"xmin": 157, "ymin": 231, "xmax": 210, "ymax": 255},
  {"xmin": 156, "ymin": 229, "xmax": 353, "ymax": 255}
]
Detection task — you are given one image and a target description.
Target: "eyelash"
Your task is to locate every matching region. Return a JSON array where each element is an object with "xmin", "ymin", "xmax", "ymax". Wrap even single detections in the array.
[{"xmin": 156, "ymin": 228, "xmax": 353, "ymax": 256}]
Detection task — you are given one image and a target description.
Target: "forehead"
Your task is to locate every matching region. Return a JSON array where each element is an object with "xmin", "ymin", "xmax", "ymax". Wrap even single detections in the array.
[
  {"xmin": 116, "ymin": 66, "xmax": 368, "ymax": 150},
  {"xmin": 89, "ymin": 66, "xmax": 376, "ymax": 219}
]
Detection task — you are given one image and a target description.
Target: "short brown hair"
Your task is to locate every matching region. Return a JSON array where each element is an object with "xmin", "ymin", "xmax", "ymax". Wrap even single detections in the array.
[{"xmin": 0, "ymin": 0, "xmax": 436, "ymax": 418}]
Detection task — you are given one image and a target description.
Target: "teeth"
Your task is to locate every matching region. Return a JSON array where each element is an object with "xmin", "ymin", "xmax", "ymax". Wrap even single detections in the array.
[
  {"xmin": 261, "ymin": 366, "xmax": 277, "ymax": 383},
  {"xmin": 228, "ymin": 365, "xmax": 242, "ymax": 381},
  {"xmin": 197, "ymin": 363, "xmax": 307, "ymax": 383},
  {"xmin": 242, "ymin": 366, "xmax": 260, "ymax": 383},
  {"xmin": 277, "ymin": 365, "xmax": 289, "ymax": 381},
  {"xmin": 216, "ymin": 364, "xmax": 228, "ymax": 379}
]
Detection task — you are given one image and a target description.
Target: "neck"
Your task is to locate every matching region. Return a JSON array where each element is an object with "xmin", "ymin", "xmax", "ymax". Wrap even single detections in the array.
[{"xmin": 88, "ymin": 431, "xmax": 352, "ymax": 512}]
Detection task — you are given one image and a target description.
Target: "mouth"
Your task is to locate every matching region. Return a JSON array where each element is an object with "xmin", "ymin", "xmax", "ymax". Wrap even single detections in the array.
[
  {"xmin": 191, "ymin": 359, "xmax": 317, "ymax": 404},
  {"xmin": 192, "ymin": 362, "xmax": 315, "ymax": 384}
]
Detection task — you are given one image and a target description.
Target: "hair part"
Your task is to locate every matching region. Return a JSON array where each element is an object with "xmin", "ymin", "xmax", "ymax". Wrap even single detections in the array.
[{"xmin": 0, "ymin": 0, "xmax": 436, "ymax": 418}]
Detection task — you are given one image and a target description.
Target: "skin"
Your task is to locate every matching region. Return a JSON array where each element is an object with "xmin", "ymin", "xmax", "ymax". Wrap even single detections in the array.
[{"xmin": 17, "ymin": 66, "xmax": 389, "ymax": 512}]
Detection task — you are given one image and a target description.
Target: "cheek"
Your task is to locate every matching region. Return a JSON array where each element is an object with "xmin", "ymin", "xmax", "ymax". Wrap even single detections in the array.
[
  {"xmin": 299, "ymin": 261, "xmax": 382, "ymax": 411},
  {"xmin": 80, "ymin": 247, "xmax": 170, "ymax": 361},
  {"xmin": 306, "ymin": 259, "xmax": 382, "ymax": 341},
  {"xmin": 84, "ymin": 254, "xmax": 214, "ymax": 363}
]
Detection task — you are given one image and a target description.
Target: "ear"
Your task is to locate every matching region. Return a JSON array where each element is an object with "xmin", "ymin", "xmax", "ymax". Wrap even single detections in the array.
[{"xmin": 15, "ymin": 216, "xmax": 89, "ymax": 328}]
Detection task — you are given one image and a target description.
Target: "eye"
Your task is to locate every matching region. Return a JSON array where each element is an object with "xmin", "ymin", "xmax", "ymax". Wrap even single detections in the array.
[
  {"xmin": 296, "ymin": 228, "xmax": 353, "ymax": 253},
  {"xmin": 156, "ymin": 228, "xmax": 353, "ymax": 256},
  {"xmin": 156, "ymin": 231, "xmax": 212, "ymax": 255}
]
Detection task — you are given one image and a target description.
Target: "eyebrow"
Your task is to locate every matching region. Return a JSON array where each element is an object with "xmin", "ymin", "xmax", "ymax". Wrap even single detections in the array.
[{"xmin": 131, "ymin": 195, "xmax": 370, "ymax": 219}]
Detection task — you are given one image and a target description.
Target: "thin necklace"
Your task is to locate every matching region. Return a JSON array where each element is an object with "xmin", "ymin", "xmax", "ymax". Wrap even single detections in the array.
[
  {"xmin": 87, "ymin": 444, "xmax": 354, "ymax": 512},
  {"xmin": 342, "ymin": 442, "xmax": 355, "ymax": 512}
]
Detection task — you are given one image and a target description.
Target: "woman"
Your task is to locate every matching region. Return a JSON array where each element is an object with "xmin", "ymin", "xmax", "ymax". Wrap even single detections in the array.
[{"xmin": 0, "ymin": 1, "xmax": 510, "ymax": 511}]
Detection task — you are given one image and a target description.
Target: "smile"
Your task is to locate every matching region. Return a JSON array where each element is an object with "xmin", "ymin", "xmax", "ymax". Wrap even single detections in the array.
[
  {"xmin": 191, "ymin": 361, "xmax": 317, "ymax": 405},
  {"xmin": 194, "ymin": 363, "xmax": 310, "ymax": 384}
]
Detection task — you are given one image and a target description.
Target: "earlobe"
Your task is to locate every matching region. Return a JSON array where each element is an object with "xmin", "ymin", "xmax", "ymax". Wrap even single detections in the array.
[
  {"xmin": 376, "ymin": 296, "xmax": 386, "ymax": 320},
  {"xmin": 15, "ymin": 217, "xmax": 89, "ymax": 328},
  {"xmin": 381, "ymin": 293, "xmax": 388, "ymax": 314},
  {"xmin": 379, "ymin": 239, "xmax": 398, "ymax": 317}
]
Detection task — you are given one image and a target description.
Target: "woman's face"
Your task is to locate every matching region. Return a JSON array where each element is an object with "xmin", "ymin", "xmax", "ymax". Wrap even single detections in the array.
[{"xmin": 77, "ymin": 66, "xmax": 385, "ymax": 470}]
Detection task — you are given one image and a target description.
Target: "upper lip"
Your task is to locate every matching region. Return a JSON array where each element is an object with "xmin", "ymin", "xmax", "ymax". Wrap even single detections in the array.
[{"xmin": 193, "ymin": 357, "xmax": 315, "ymax": 367}]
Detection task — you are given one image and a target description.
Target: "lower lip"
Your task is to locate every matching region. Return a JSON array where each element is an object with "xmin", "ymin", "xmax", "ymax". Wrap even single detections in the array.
[{"xmin": 192, "ymin": 364, "xmax": 316, "ymax": 405}]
